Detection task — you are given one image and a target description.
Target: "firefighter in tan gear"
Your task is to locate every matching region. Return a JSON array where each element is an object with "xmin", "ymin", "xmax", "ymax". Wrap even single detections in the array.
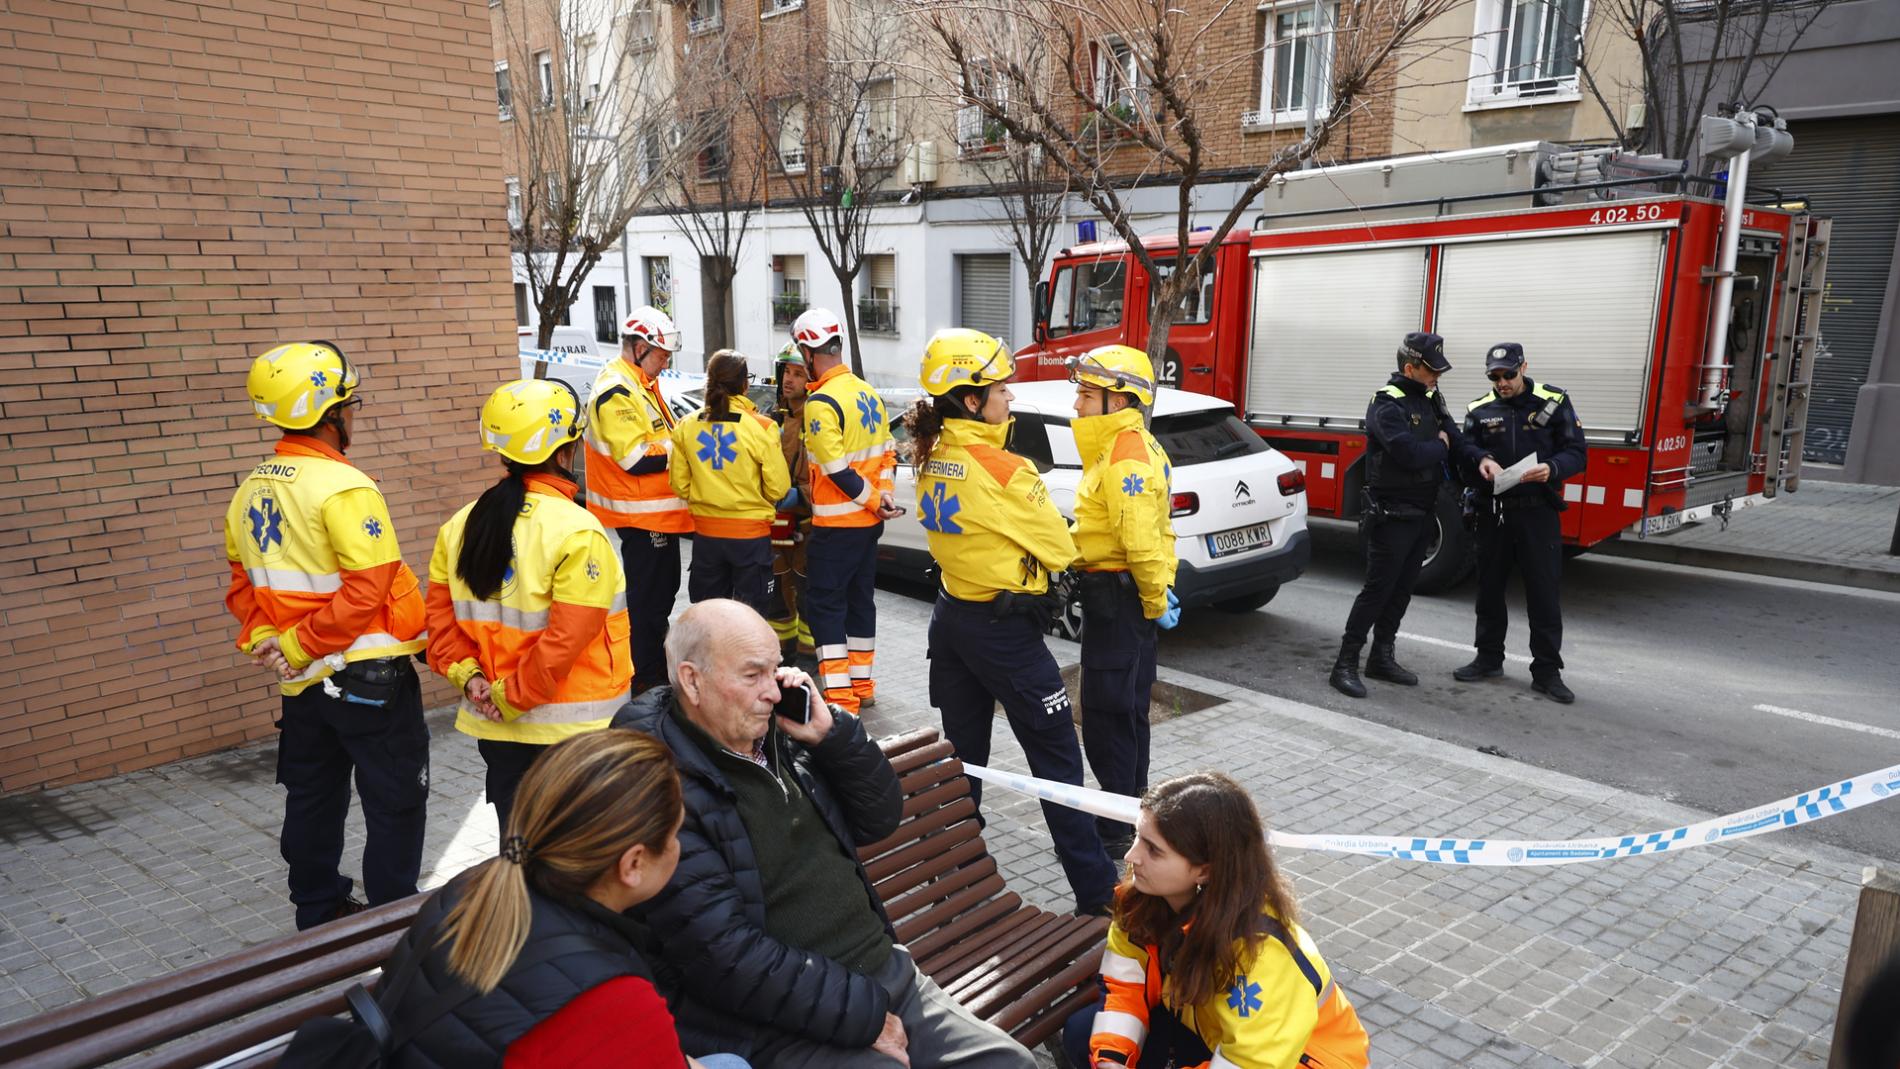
[
  {"xmin": 904, "ymin": 327, "xmax": 1117, "ymax": 914},
  {"xmin": 584, "ymin": 305, "xmax": 688, "ymax": 694},
  {"xmin": 223, "ymin": 340, "xmax": 429, "ymax": 930},
  {"xmin": 1067, "ymin": 344, "xmax": 1180, "ymax": 853},
  {"xmin": 767, "ymin": 343, "xmax": 816, "ymax": 661}
]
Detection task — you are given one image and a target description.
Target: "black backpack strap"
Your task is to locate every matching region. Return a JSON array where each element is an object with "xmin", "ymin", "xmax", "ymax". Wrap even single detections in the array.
[
  {"xmin": 381, "ymin": 931, "xmax": 632, "ymax": 1054},
  {"xmin": 1259, "ymin": 917, "xmax": 1326, "ymax": 1002}
]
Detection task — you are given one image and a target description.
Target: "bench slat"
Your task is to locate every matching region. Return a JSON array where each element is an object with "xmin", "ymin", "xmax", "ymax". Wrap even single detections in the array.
[
  {"xmin": 957, "ymin": 917, "xmax": 1107, "ymax": 1017},
  {"xmin": 881, "ymin": 853, "xmax": 998, "ymax": 922},
  {"xmin": 941, "ymin": 912, "xmax": 1076, "ymax": 1001},
  {"xmin": 906, "ymin": 890, "xmax": 1023, "ymax": 967},
  {"xmin": 871, "ymin": 833, "xmax": 990, "ymax": 906},
  {"xmin": 917, "ymin": 907, "xmax": 1049, "ymax": 987},
  {"xmin": 858, "ymin": 798, "xmax": 978, "ymax": 870}
]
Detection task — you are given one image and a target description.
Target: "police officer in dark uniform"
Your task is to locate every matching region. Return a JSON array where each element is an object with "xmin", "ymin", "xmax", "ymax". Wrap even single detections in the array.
[
  {"xmin": 1452, "ymin": 342, "xmax": 1588, "ymax": 703},
  {"xmin": 1330, "ymin": 332, "xmax": 1462, "ymax": 698}
]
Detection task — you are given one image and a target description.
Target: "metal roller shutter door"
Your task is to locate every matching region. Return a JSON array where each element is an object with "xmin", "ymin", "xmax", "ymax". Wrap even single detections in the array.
[
  {"xmin": 1764, "ymin": 116, "xmax": 1900, "ymax": 463},
  {"xmin": 958, "ymin": 254, "xmax": 1015, "ymax": 346}
]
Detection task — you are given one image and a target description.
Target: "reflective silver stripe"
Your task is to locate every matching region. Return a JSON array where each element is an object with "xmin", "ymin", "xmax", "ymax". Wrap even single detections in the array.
[
  {"xmin": 816, "ymin": 442, "xmax": 890, "ymax": 473},
  {"xmin": 586, "ymin": 489, "xmax": 687, "ymax": 514},
  {"xmin": 453, "ymin": 600, "xmax": 550, "ymax": 632},
  {"xmin": 846, "ymin": 636, "xmax": 875, "ymax": 652},
  {"xmin": 817, "ymin": 644, "xmax": 848, "ymax": 660},
  {"xmin": 609, "ymin": 591, "xmax": 627, "ymax": 614},
  {"xmin": 847, "ymin": 664, "xmax": 872, "ymax": 679},
  {"xmin": 287, "ymin": 632, "xmax": 417, "ymax": 682},
  {"xmin": 246, "ymin": 566, "xmax": 342, "ymax": 594},
  {"xmin": 811, "ymin": 500, "xmax": 869, "ymax": 517},
  {"xmin": 1316, "ymin": 977, "xmax": 1335, "ymax": 1008},
  {"xmin": 616, "ymin": 436, "xmax": 672, "ymax": 468},
  {"xmin": 818, "ymin": 455, "xmax": 851, "ymax": 475},
  {"xmin": 822, "ymin": 673, "xmax": 852, "ymax": 689},
  {"xmin": 1209, "ymin": 1051, "xmax": 1242, "ymax": 1069},
  {"xmin": 508, "ymin": 692, "xmax": 630, "ymax": 725},
  {"xmin": 1093, "ymin": 1010, "xmax": 1145, "ymax": 1043},
  {"xmin": 1102, "ymin": 950, "xmax": 1145, "ymax": 984}
]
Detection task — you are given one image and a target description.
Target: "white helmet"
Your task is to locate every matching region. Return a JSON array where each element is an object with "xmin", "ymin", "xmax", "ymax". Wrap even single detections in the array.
[
  {"xmin": 791, "ymin": 307, "xmax": 844, "ymax": 352},
  {"xmin": 622, "ymin": 305, "xmax": 681, "ymax": 352}
]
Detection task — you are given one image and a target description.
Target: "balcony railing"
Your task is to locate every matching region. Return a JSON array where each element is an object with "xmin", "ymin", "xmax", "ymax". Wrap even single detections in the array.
[
  {"xmin": 956, "ymin": 104, "xmax": 1006, "ymax": 158},
  {"xmin": 858, "ymin": 297, "xmax": 897, "ymax": 334},
  {"xmin": 779, "ymin": 147, "xmax": 807, "ymax": 174},
  {"xmin": 771, "ymin": 299, "xmax": 807, "ymax": 326}
]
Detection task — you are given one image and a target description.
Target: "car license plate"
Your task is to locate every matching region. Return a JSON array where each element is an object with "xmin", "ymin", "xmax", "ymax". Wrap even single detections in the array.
[
  {"xmin": 1643, "ymin": 512, "xmax": 1683, "ymax": 536},
  {"xmin": 1207, "ymin": 523, "xmax": 1271, "ymax": 558}
]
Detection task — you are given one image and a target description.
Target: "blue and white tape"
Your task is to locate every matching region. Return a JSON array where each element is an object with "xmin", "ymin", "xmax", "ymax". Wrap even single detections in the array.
[{"xmin": 963, "ymin": 762, "xmax": 1900, "ymax": 867}]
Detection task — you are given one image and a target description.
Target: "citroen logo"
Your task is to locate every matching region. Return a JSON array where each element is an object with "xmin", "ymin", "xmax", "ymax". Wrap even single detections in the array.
[{"xmin": 1234, "ymin": 480, "xmax": 1251, "ymax": 499}]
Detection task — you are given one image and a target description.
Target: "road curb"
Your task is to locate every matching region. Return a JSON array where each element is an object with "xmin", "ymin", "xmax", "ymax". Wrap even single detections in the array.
[{"xmin": 1592, "ymin": 537, "xmax": 1900, "ymax": 594}]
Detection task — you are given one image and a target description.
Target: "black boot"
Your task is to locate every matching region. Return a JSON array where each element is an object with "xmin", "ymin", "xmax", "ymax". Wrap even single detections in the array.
[
  {"xmin": 1453, "ymin": 657, "xmax": 1504, "ymax": 682},
  {"xmin": 1532, "ymin": 673, "xmax": 1576, "ymax": 704},
  {"xmin": 1364, "ymin": 640, "xmax": 1417, "ymax": 686},
  {"xmin": 1328, "ymin": 640, "xmax": 1367, "ymax": 698}
]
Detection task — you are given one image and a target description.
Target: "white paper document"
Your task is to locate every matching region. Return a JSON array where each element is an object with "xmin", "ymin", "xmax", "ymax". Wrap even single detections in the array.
[{"xmin": 1492, "ymin": 452, "xmax": 1539, "ymax": 494}]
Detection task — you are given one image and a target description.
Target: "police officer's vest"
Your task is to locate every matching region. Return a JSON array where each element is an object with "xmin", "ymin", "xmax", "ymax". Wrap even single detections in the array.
[
  {"xmin": 1465, "ymin": 380, "xmax": 1572, "ymax": 504},
  {"xmin": 1366, "ymin": 381, "xmax": 1444, "ymax": 492}
]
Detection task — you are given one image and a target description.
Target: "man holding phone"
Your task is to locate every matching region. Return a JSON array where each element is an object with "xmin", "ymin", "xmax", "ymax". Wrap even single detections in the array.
[{"xmin": 614, "ymin": 600, "xmax": 1034, "ymax": 1069}]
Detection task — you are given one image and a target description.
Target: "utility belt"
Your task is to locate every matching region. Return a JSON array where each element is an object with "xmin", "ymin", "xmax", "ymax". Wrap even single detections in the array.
[
  {"xmin": 939, "ymin": 587, "xmax": 1060, "ymax": 629},
  {"xmin": 1360, "ymin": 488, "xmax": 1431, "ymax": 527},
  {"xmin": 1076, "ymin": 570, "xmax": 1136, "ymax": 622},
  {"xmin": 1462, "ymin": 487, "xmax": 1562, "ymax": 529},
  {"xmin": 324, "ymin": 656, "xmax": 415, "ymax": 708}
]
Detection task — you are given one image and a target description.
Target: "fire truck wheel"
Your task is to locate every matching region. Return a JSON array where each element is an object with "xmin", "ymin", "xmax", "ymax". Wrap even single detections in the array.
[{"xmin": 1412, "ymin": 489, "xmax": 1474, "ymax": 595}]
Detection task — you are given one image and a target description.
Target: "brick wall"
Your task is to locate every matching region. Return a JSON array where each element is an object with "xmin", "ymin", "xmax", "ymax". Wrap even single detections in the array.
[{"xmin": 0, "ymin": 0, "xmax": 517, "ymax": 791}]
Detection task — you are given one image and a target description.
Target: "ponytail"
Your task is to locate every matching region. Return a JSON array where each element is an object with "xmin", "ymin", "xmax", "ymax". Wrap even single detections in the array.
[
  {"xmin": 903, "ymin": 387, "xmax": 987, "ymax": 469},
  {"xmin": 439, "ymin": 730, "xmax": 683, "ymax": 994},
  {"xmin": 703, "ymin": 350, "xmax": 749, "ymax": 419},
  {"xmin": 456, "ymin": 464, "xmax": 530, "ymax": 600}
]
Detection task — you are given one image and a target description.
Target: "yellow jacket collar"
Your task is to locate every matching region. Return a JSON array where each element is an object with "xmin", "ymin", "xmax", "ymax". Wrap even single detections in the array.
[
  {"xmin": 524, "ymin": 472, "xmax": 578, "ymax": 500},
  {"xmin": 1072, "ymin": 407, "xmax": 1146, "ymax": 466},
  {"xmin": 939, "ymin": 415, "xmax": 1014, "ymax": 449},
  {"xmin": 276, "ymin": 435, "xmax": 356, "ymax": 470},
  {"xmin": 619, "ymin": 354, "xmax": 660, "ymax": 389}
]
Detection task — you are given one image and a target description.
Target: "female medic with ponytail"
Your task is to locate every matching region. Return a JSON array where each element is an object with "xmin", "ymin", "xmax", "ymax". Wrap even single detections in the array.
[
  {"xmin": 426, "ymin": 379, "xmax": 633, "ymax": 831},
  {"xmin": 376, "ymin": 729, "xmax": 749, "ymax": 1067}
]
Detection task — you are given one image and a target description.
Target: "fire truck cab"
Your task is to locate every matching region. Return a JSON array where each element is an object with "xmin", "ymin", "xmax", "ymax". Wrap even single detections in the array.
[{"xmin": 1018, "ymin": 141, "xmax": 1830, "ymax": 590}]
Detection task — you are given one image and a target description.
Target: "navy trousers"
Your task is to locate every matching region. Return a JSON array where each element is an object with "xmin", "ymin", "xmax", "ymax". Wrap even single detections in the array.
[
  {"xmin": 1079, "ymin": 579, "xmax": 1157, "ymax": 847},
  {"xmin": 688, "ymin": 533, "xmax": 774, "ymax": 618},
  {"xmin": 617, "ymin": 527, "xmax": 681, "ymax": 694}
]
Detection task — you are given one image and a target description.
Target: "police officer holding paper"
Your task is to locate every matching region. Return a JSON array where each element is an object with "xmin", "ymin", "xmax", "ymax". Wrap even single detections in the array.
[
  {"xmin": 1453, "ymin": 342, "xmax": 1587, "ymax": 703},
  {"xmin": 1330, "ymin": 332, "xmax": 1461, "ymax": 699}
]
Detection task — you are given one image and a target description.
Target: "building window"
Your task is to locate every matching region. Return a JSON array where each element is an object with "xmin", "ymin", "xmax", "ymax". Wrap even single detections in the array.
[
  {"xmin": 514, "ymin": 283, "xmax": 530, "ymax": 326},
  {"xmin": 775, "ymin": 98, "xmax": 808, "ymax": 174},
  {"xmin": 644, "ymin": 256, "xmax": 672, "ymax": 316},
  {"xmin": 1470, "ymin": 0, "xmax": 1586, "ymax": 103},
  {"xmin": 860, "ymin": 253, "xmax": 897, "ymax": 334},
  {"xmin": 855, "ymin": 79, "xmax": 897, "ymax": 167},
  {"xmin": 773, "ymin": 255, "xmax": 807, "ymax": 325},
  {"xmin": 696, "ymin": 114, "xmax": 729, "ymax": 179},
  {"xmin": 593, "ymin": 285, "xmax": 620, "ymax": 344},
  {"xmin": 1093, "ymin": 37, "xmax": 1143, "ymax": 115},
  {"xmin": 535, "ymin": 50, "xmax": 554, "ymax": 109},
  {"xmin": 495, "ymin": 63, "xmax": 513, "ymax": 121},
  {"xmin": 636, "ymin": 133, "xmax": 662, "ymax": 186},
  {"xmin": 1248, "ymin": 2, "xmax": 1335, "ymax": 127},
  {"xmin": 689, "ymin": 0, "xmax": 721, "ymax": 34},
  {"xmin": 625, "ymin": 0, "xmax": 656, "ymax": 49},
  {"xmin": 956, "ymin": 59, "xmax": 1008, "ymax": 158},
  {"xmin": 762, "ymin": 0, "xmax": 802, "ymax": 15},
  {"xmin": 505, "ymin": 177, "xmax": 522, "ymax": 228}
]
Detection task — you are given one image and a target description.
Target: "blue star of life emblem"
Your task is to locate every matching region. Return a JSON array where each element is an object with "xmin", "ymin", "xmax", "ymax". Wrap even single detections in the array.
[
  {"xmin": 856, "ymin": 392, "xmax": 884, "ymax": 432},
  {"xmin": 1121, "ymin": 473, "xmax": 1145, "ymax": 496},
  {"xmin": 1227, "ymin": 975, "xmax": 1263, "ymax": 1018},
  {"xmin": 247, "ymin": 494, "xmax": 285, "ymax": 554},
  {"xmin": 361, "ymin": 517, "xmax": 383, "ymax": 539},
  {"xmin": 919, "ymin": 482, "xmax": 962, "ymax": 534},
  {"xmin": 585, "ymin": 560, "xmax": 602, "ymax": 582},
  {"xmin": 548, "ymin": 408, "xmax": 565, "ymax": 427},
  {"xmin": 697, "ymin": 425, "xmax": 739, "ymax": 470},
  {"xmin": 309, "ymin": 370, "xmax": 327, "ymax": 387}
]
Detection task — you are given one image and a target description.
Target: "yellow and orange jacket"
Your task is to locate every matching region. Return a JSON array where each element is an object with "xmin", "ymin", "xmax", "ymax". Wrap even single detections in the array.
[
  {"xmin": 1072, "ymin": 407, "xmax": 1178, "ymax": 620},
  {"xmin": 425, "ymin": 474, "xmax": 632, "ymax": 745},
  {"xmin": 222, "ymin": 437, "xmax": 426, "ymax": 696},
  {"xmin": 916, "ymin": 417, "xmax": 1078, "ymax": 602},
  {"xmin": 1092, "ymin": 908, "xmax": 1370, "ymax": 1069},
  {"xmin": 668, "ymin": 395, "xmax": 792, "ymax": 540},
  {"xmin": 584, "ymin": 356, "xmax": 690, "ymax": 533},
  {"xmin": 804, "ymin": 364, "xmax": 895, "ymax": 528}
]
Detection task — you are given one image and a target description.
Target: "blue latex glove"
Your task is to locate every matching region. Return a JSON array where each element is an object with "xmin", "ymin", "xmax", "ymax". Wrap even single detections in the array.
[
  {"xmin": 775, "ymin": 487, "xmax": 802, "ymax": 511},
  {"xmin": 1157, "ymin": 588, "xmax": 1181, "ymax": 630}
]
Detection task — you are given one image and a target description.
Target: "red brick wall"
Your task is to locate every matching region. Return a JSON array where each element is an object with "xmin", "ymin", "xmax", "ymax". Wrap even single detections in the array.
[{"xmin": 0, "ymin": 0, "xmax": 517, "ymax": 790}]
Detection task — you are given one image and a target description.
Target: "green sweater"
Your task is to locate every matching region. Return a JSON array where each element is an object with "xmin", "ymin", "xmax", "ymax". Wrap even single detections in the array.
[{"xmin": 675, "ymin": 710, "xmax": 893, "ymax": 975}]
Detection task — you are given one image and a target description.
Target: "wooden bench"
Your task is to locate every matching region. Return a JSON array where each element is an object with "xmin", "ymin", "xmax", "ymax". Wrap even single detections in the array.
[{"xmin": 0, "ymin": 728, "xmax": 1105, "ymax": 1067}]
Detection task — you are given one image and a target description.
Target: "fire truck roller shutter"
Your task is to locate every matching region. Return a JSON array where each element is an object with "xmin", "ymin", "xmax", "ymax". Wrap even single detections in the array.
[
  {"xmin": 1245, "ymin": 246, "xmax": 1429, "ymax": 422},
  {"xmin": 1431, "ymin": 230, "xmax": 1668, "ymax": 440}
]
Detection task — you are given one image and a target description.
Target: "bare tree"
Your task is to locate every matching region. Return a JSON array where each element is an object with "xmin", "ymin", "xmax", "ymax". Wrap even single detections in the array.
[
  {"xmin": 916, "ymin": 0, "xmax": 1462, "ymax": 364},
  {"xmin": 1574, "ymin": 0, "xmax": 1838, "ymax": 162},
  {"xmin": 747, "ymin": 0, "xmax": 919, "ymax": 374},
  {"xmin": 500, "ymin": 0, "xmax": 708, "ymax": 347}
]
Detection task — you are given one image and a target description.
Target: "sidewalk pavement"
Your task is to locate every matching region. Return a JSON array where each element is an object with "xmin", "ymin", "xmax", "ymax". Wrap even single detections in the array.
[
  {"xmin": 0, "ymin": 587, "xmax": 1864, "ymax": 1067},
  {"xmin": 1597, "ymin": 480, "xmax": 1900, "ymax": 592}
]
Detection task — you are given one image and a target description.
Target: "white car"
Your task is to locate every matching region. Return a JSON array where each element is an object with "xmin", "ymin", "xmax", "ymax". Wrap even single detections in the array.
[{"xmin": 878, "ymin": 380, "xmax": 1311, "ymax": 629}]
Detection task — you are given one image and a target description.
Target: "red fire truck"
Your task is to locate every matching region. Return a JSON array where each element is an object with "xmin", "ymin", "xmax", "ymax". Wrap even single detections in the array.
[{"xmin": 1016, "ymin": 141, "xmax": 1831, "ymax": 590}]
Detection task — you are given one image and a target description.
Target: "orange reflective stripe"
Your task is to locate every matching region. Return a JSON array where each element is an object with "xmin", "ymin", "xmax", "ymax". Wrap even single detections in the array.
[
  {"xmin": 692, "ymin": 515, "xmax": 771, "ymax": 539},
  {"xmin": 585, "ymin": 359, "xmax": 691, "ymax": 532}
]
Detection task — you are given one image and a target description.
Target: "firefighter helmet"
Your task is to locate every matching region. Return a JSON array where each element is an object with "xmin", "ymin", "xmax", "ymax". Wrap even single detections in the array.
[
  {"xmin": 774, "ymin": 341, "xmax": 805, "ymax": 368},
  {"xmin": 919, "ymin": 328, "xmax": 1014, "ymax": 397},
  {"xmin": 246, "ymin": 340, "xmax": 358, "ymax": 431},
  {"xmin": 480, "ymin": 378, "xmax": 584, "ymax": 466},
  {"xmin": 622, "ymin": 305, "xmax": 681, "ymax": 352},
  {"xmin": 1067, "ymin": 344, "xmax": 1156, "ymax": 407},
  {"xmin": 791, "ymin": 307, "xmax": 844, "ymax": 352}
]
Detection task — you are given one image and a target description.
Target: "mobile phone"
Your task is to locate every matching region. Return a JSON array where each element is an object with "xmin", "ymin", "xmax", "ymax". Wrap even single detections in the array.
[
  {"xmin": 773, "ymin": 681, "xmax": 812, "ymax": 725},
  {"xmin": 886, "ymin": 505, "xmax": 908, "ymax": 516}
]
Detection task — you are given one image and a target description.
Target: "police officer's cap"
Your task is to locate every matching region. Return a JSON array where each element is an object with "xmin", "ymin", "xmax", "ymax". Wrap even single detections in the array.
[
  {"xmin": 1399, "ymin": 332, "xmax": 1451, "ymax": 372},
  {"xmin": 1484, "ymin": 342, "xmax": 1526, "ymax": 373}
]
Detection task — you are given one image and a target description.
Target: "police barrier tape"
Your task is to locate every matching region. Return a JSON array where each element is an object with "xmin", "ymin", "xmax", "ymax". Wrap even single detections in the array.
[{"xmin": 963, "ymin": 762, "xmax": 1900, "ymax": 867}]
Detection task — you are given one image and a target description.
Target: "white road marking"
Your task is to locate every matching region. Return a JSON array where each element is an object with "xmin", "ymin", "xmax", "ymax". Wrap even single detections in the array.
[
  {"xmin": 1397, "ymin": 630, "xmax": 1532, "ymax": 665},
  {"xmin": 1753, "ymin": 704, "xmax": 1900, "ymax": 743}
]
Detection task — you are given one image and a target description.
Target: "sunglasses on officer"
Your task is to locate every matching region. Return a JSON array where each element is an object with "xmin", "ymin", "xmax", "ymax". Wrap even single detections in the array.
[{"xmin": 1487, "ymin": 368, "xmax": 1521, "ymax": 383}]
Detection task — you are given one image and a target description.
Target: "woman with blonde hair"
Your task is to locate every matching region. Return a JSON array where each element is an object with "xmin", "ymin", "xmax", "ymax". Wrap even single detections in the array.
[
  {"xmin": 1064, "ymin": 772, "xmax": 1369, "ymax": 1069},
  {"xmin": 669, "ymin": 350, "xmax": 790, "ymax": 616},
  {"xmin": 377, "ymin": 729, "xmax": 749, "ymax": 1068}
]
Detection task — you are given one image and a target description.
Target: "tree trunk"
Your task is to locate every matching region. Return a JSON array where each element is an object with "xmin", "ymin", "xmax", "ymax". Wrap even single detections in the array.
[
  {"xmin": 701, "ymin": 255, "xmax": 735, "ymax": 354},
  {"xmin": 836, "ymin": 267, "xmax": 865, "ymax": 377},
  {"xmin": 1144, "ymin": 268, "xmax": 1191, "ymax": 387}
]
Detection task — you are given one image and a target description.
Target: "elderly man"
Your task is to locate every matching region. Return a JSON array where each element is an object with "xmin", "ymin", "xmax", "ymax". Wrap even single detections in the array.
[{"xmin": 613, "ymin": 599, "xmax": 1035, "ymax": 1069}]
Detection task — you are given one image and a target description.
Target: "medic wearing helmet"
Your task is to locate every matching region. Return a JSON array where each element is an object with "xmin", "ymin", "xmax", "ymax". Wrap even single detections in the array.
[
  {"xmin": 1067, "ymin": 344, "xmax": 1180, "ymax": 853},
  {"xmin": 792, "ymin": 307, "xmax": 901, "ymax": 712},
  {"xmin": 426, "ymin": 379, "xmax": 631, "ymax": 831},
  {"xmin": 903, "ymin": 327, "xmax": 1118, "ymax": 916},
  {"xmin": 584, "ymin": 305, "xmax": 688, "ymax": 695},
  {"xmin": 222, "ymin": 340, "xmax": 430, "ymax": 930}
]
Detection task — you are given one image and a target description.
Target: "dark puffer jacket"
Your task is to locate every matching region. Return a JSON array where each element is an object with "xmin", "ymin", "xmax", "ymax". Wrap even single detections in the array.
[
  {"xmin": 611, "ymin": 687, "xmax": 904, "ymax": 1057},
  {"xmin": 380, "ymin": 873, "xmax": 651, "ymax": 1068}
]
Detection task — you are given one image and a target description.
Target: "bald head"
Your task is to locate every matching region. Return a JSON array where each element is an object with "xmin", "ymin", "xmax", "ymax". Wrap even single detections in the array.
[{"xmin": 667, "ymin": 600, "xmax": 785, "ymax": 752}]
